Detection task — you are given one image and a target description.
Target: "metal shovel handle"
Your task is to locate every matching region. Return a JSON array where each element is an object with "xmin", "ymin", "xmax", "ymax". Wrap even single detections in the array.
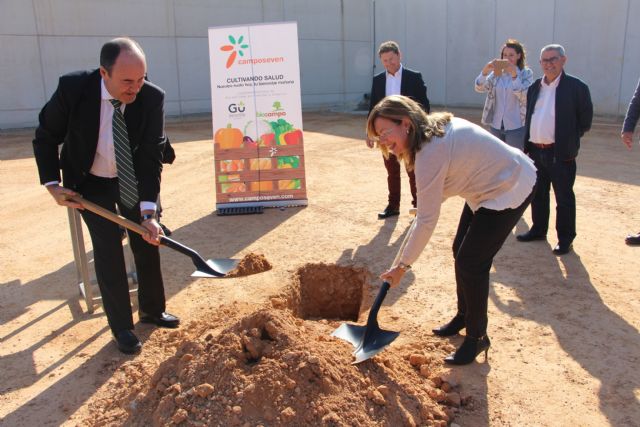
[
  {"xmin": 364, "ymin": 219, "xmax": 416, "ymax": 331},
  {"xmin": 158, "ymin": 235, "xmax": 198, "ymax": 259},
  {"xmin": 364, "ymin": 281, "xmax": 391, "ymax": 328},
  {"xmin": 390, "ymin": 219, "xmax": 417, "ymax": 274}
]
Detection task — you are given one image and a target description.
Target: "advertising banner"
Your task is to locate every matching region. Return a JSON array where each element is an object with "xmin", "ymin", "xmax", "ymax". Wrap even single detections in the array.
[{"xmin": 208, "ymin": 22, "xmax": 307, "ymax": 209}]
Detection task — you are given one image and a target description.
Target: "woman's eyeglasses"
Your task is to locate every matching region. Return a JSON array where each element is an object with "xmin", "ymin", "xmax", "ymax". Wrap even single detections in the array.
[{"xmin": 369, "ymin": 126, "xmax": 396, "ymax": 143}]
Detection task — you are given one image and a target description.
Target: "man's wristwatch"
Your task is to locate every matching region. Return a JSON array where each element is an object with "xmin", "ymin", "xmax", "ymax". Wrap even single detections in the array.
[
  {"xmin": 141, "ymin": 213, "xmax": 156, "ymax": 222},
  {"xmin": 397, "ymin": 262, "xmax": 411, "ymax": 271}
]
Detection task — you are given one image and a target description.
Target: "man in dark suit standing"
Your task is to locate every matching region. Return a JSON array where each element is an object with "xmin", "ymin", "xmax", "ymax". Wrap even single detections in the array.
[
  {"xmin": 516, "ymin": 44, "xmax": 593, "ymax": 255},
  {"xmin": 367, "ymin": 41, "xmax": 430, "ymax": 219},
  {"xmin": 33, "ymin": 37, "xmax": 179, "ymax": 354},
  {"xmin": 620, "ymin": 78, "xmax": 640, "ymax": 245}
]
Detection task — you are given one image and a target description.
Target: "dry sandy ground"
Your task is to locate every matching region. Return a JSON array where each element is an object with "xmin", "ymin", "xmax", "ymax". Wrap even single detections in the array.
[{"xmin": 1, "ymin": 109, "xmax": 639, "ymax": 426}]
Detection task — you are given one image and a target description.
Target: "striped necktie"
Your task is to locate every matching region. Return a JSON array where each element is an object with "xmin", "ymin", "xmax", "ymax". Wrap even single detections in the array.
[{"xmin": 110, "ymin": 99, "xmax": 139, "ymax": 209}]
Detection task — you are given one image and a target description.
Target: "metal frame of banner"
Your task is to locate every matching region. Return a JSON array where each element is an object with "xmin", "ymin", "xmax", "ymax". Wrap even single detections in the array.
[{"xmin": 215, "ymin": 199, "xmax": 308, "ymax": 209}]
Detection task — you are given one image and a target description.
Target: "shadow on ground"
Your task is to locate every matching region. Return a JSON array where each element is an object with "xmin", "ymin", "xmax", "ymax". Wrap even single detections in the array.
[
  {"xmin": 491, "ymin": 222, "xmax": 640, "ymax": 426},
  {"xmin": 0, "ymin": 206, "xmax": 300, "ymax": 426}
]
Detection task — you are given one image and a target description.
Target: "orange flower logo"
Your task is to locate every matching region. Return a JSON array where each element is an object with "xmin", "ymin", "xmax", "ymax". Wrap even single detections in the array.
[{"xmin": 220, "ymin": 35, "xmax": 249, "ymax": 69}]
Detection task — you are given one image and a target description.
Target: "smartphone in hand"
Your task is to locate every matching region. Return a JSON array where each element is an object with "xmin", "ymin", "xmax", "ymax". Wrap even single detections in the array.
[{"xmin": 493, "ymin": 59, "xmax": 509, "ymax": 76}]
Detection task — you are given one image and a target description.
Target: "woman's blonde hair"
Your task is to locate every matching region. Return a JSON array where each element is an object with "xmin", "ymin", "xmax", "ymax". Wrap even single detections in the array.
[{"xmin": 366, "ymin": 95, "xmax": 452, "ymax": 170}]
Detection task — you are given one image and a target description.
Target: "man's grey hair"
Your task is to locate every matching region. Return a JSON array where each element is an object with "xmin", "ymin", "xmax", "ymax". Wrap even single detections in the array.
[{"xmin": 540, "ymin": 44, "xmax": 565, "ymax": 58}]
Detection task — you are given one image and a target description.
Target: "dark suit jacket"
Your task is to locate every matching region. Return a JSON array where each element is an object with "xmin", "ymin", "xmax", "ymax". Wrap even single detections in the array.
[
  {"xmin": 369, "ymin": 67, "xmax": 430, "ymax": 114},
  {"xmin": 622, "ymin": 77, "xmax": 640, "ymax": 133},
  {"xmin": 524, "ymin": 71, "xmax": 593, "ymax": 161},
  {"xmin": 33, "ymin": 69, "xmax": 166, "ymax": 203}
]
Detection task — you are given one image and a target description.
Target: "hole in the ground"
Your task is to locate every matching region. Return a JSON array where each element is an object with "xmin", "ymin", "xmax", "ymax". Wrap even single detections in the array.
[{"xmin": 289, "ymin": 263, "xmax": 367, "ymax": 321}]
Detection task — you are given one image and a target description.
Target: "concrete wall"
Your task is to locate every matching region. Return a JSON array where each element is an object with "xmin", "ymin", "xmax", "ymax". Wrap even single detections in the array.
[
  {"xmin": 0, "ymin": 0, "xmax": 373, "ymax": 128},
  {"xmin": 1, "ymin": 0, "xmax": 638, "ymax": 128},
  {"xmin": 374, "ymin": 0, "xmax": 640, "ymax": 116}
]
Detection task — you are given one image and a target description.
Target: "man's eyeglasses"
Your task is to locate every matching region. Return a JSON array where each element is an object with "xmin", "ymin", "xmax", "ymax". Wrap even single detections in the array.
[{"xmin": 540, "ymin": 56, "xmax": 561, "ymax": 64}]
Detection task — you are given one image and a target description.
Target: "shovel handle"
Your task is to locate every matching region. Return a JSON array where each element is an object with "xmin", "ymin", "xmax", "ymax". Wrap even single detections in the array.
[
  {"xmin": 367, "ymin": 281, "xmax": 391, "ymax": 324},
  {"xmin": 158, "ymin": 235, "xmax": 196, "ymax": 258},
  {"xmin": 391, "ymin": 219, "xmax": 417, "ymax": 267},
  {"xmin": 65, "ymin": 195, "xmax": 148, "ymax": 236}
]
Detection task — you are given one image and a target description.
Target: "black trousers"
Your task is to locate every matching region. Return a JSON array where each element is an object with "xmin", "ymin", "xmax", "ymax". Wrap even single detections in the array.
[
  {"xmin": 451, "ymin": 190, "xmax": 534, "ymax": 338},
  {"xmin": 527, "ymin": 146, "xmax": 577, "ymax": 245},
  {"xmin": 383, "ymin": 153, "xmax": 417, "ymax": 209},
  {"xmin": 79, "ymin": 175, "xmax": 166, "ymax": 334}
]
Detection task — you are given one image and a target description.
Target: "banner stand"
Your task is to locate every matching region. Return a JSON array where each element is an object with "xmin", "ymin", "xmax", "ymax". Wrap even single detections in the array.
[
  {"xmin": 208, "ymin": 22, "xmax": 308, "ymax": 212},
  {"xmin": 216, "ymin": 205, "xmax": 264, "ymax": 216}
]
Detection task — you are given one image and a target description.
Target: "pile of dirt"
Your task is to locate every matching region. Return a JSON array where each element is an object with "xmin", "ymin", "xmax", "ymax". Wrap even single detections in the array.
[
  {"xmin": 84, "ymin": 264, "xmax": 469, "ymax": 426},
  {"xmin": 226, "ymin": 253, "xmax": 273, "ymax": 278}
]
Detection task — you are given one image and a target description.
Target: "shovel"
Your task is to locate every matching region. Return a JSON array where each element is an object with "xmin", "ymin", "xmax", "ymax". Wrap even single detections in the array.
[
  {"xmin": 67, "ymin": 195, "xmax": 238, "ymax": 278},
  {"xmin": 332, "ymin": 218, "xmax": 417, "ymax": 364}
]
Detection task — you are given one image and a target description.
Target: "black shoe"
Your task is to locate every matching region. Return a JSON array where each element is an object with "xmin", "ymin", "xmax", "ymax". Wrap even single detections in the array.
[
  {"xmin": 113, "ymin": 330, "xmax": 142, "ymax": 354},
  {"xmin": 139, "ymin": 311, "xmax": 180, "ymax": 328},
  {"xmin": 378, "ymin": 205, "xmax": 400, "ymax": 219},
  {"xmin": 625, "ymin": 233, "xmax": 640, "ymax": 246},
  {"xmin": 159, "ymin": 222, "xmax": 172, "ymax": 237},
  {"xmin": 444, "ymin": 335, "xmax": 490, "ymax": 365},
  {"xmin": 552, "ymin": 243, "xmax": 572, "ymax": 255},
  {"xmin": 432, "ymin": 314, "xmax": 465, "ymax": 337},
  {"xmin": 516, "ymin": 231, "xmax": 546, "ymax": 242}
]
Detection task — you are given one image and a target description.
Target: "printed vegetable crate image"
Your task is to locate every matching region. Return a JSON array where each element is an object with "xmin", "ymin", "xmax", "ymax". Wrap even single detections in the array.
[{"xmin": 213, "ymin": 119, "xmax": 307, "ymax": 205}]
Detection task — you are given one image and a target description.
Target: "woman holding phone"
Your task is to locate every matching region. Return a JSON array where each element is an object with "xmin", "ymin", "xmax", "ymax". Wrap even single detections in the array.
[{"xmin": 475, "ymin": 39, "xmax": 533, "ymax": 150}]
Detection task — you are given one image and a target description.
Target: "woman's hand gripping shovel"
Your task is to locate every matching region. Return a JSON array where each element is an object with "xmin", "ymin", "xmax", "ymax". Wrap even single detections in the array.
[
  {"xmin": 66, "ymin": 195, "xmax": 238, "ymax": 278},
  {"xmin": 332, "ymin": 210, "xmax": 417, "ymax": 364}
]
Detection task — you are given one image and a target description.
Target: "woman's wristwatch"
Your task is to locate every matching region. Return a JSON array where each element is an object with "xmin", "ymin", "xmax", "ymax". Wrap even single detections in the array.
[{"xmin": 397, "ymin": 262, "xmax": 411, "ymax": 271}]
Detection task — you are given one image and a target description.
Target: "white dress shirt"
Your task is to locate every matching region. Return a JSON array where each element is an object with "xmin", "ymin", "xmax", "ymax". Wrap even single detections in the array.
[
  {"xmin": 529, "ymin": 75, "xmax": 560, "ymax": 144},
  {"xmin": 91, "ymin": 79, "xmax": 122, "ymax": 178},
  {"xmin": 385, "ymin": 64, "xmax": 403, "ymax": 97},
  {"xmin": 46, "ymin": 79, "xmax": 156, "ymax": 211}
]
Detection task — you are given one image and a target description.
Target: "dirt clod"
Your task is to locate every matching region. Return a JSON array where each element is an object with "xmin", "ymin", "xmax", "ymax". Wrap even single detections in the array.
[
  {"xmin": 226, "ymin": 253, "xmax": 273, "ymax": 277},
  {"xmin": 409, "ymin": 353, "xmax": 428, "ymax": 366},
  {"xmin": 194, "ymin": 383, "xmax": 214, "ymax": 398}
]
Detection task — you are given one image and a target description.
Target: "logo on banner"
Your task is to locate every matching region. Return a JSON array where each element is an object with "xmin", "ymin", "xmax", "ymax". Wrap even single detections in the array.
[
  {"xmin": 228, "ymin": 102, "xmax": 246, "ymax": 114},
  {"xmin": 257, "ymin": 101, "xmax": 287, "ymax": 119},
  {"xmin": 220, "ymin": 35, "xmax": 249, "ymax": 69}
]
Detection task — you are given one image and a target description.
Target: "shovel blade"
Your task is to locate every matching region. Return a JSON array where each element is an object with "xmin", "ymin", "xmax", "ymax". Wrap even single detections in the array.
[
  {"xmin": 353, "ymin": 328, "xmax": 400, "ymax": 364},
  {"xmin": 332, "ymin": 322, "xmax": 400, "ymax": 364},
  {"xmin": 331, "ymin": 281, "xmax": 400, "ymax": 363},
  {"xmin": 331, "ymin": 323, "xmax": 367, "ymax": 348},
  {"xmin": 191, "ymin": 258, "xmax": 240, "ymax": 278}
]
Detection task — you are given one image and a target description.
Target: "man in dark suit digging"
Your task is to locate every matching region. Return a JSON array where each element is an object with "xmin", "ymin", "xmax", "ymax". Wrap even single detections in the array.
[{"xmin": 33, "ymin": 37, "xmax": 179, "ymax": 354}]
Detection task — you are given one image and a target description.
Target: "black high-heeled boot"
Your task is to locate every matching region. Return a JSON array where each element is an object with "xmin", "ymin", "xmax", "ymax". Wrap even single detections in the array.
[
  {"xmin": 432, "ymin": 314, "xmax": 465, "ymax": 337},
  {"xmin": 444, "ymin": 335, "xmax": 490, "ymax": 365}
]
